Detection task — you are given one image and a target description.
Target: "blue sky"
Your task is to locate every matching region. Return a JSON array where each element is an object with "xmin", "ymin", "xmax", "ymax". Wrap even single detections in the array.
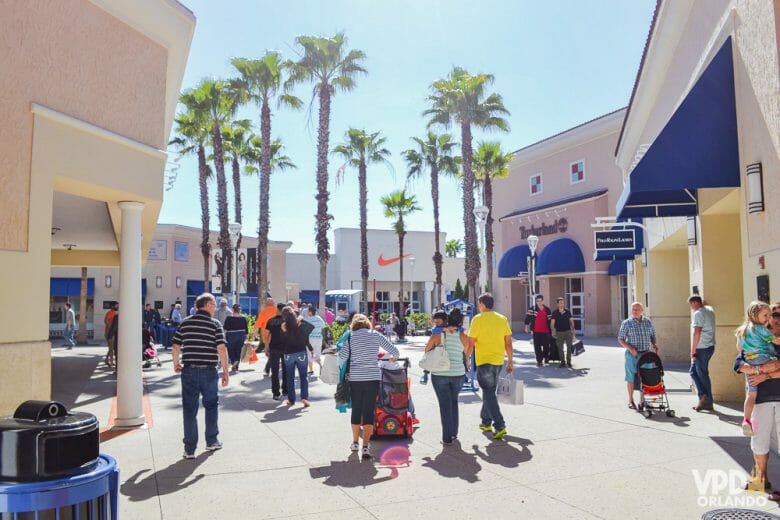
[{"xmin": 163, "ymin": 0, "xmax": 655, "ymax": 253}]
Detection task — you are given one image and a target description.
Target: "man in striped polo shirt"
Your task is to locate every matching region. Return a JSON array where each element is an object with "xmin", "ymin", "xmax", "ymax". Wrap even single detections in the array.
[{"xmin": 172, "ymin": 293, "xmax": 230, "ymax": 459}]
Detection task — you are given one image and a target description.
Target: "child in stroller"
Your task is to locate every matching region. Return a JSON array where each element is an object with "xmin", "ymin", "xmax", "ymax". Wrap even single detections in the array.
[
  {"xmin": 142, "ymin": 328, "xmax": 162, "ymax": 368},
  {"xmin": 376, "ymin": 353, "xmax": 416, "ymax": 437},
  {"xmin": 635, "ymin": 351, "xmax": 674, "ymax": 418}
]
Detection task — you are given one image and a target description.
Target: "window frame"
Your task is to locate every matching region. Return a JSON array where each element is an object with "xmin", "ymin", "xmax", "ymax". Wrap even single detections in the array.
[
  {"xmin": 529, "ymin": 173, "xmax": 543, "ymax": 196},
  {"xmin": 569, "ymin": 159, "xmax": 586, "ymax": 185}
]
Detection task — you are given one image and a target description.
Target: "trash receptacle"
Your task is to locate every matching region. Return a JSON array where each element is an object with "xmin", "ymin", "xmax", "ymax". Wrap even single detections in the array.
[{"xmin": 0, "ymin": 400, "xmax": 119, "ymax": 519}]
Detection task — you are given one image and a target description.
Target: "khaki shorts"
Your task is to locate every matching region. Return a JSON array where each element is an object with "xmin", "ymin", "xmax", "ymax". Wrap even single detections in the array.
[{"xmin": 751, "ymin": 401, "xmax": 780, "ymax": 455}]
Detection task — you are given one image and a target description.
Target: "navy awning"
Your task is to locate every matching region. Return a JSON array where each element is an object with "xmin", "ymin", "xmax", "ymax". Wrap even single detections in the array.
[
  {"xmin": 298, "ymin": 290, "xmax": 320, "ymax": 304},
  {"xmin": 50, "ymin": 278, "xmax": 95, "ymax": 297},
  {"xmin": 536, "ymin": 239, "xmax": 585, "ymax": 275},
  {"xmin": 594, "ymin": 222, "xmax": 644, "ymax": 261},
  {"xmin": 608, "ymin": 260, "xmax": 627, "ymax": 276},
  {"xmin": 186, "ymin": 280, "xmax": 213, "ymax": 295},
  {"xmin": 617, "ymin": 38, "xmax": 740, "ymax": 218},
  {"xmin": 498, "ymin": 244, "xmax": 531, "ymax": 278}
]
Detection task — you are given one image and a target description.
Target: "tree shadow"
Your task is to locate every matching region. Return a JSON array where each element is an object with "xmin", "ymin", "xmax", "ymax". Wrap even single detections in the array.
[
  {"xmin": 421, "ymin": 442, "xmax": 481, "ymax": 482},
  {"xmin": 120, "ymin": 452, "xmax": 213, "ymax": 501}
]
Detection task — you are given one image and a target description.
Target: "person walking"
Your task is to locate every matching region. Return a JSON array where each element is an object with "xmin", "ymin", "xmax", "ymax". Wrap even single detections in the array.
[
  {"xmin": 171, "ymin": 303, "xmax": 183, "ymax": 324},
  {"xmin": 525, "ymin": 294, "xmax": 552, "ymax": 367},
  {"xmin": 304, "ymin": 308, "xmax": 326, "ymax": 375},
  {"xmin": 172, "ymin": 293, "xmax": 229, "ymax": 459},
  {"xmin": 426, "ymin": 308, "xmax": 469, "ymax": 445},
  {"xmin": 618, "ymin": 302, "xmax": 659, "ymax": 410},
  {"xmin": 106, "ymin": 313, "xmax": 119, "ymax": 372},
  {"xmin": 281, "ymin": 307, "xmax": 311, "ymax": 407},
  {"xmin": 254, "ymin": 298, "xmax": 277, "ymax": 376},
  {"xmin": 339, "ymin": 313, "xmax": 399, "ymax": 459},
  {"xmin": 689, "ymin": 295, "xmax": 716, "ymax": 412},
  {"xmin": 143, "ymin": 303, "xmax": 156, "ymax": 330},
  {"xmin": 104, "ymin": 303, "xmax": 118, "ymax": 365},
  {"xmin": 64, "ymin": 302, "xmax": 76, "ymax": 350},
  {"xmin": 223, "ymin": 304, "xmax": 248, "ymax": 373},
  {"xmin": 550, "ymin": 297, "xmax": 576, "ymax": 368},
  {"xmin": 468, "ymin": 293, "xmax": 513, "ymax": 440},
  {"xmin": 215, "ymin": 298, "xmax": 230, "ymax": 325},
  {"xmin": 263, "ymin": 303, "xmax": 288, "ymax": 400}
]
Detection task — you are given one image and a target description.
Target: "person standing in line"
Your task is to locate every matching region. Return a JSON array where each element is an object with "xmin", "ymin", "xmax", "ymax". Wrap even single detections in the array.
[
  {"xmin": 304, "ymin": 307, "xmax": 326, "ymax": 375},
  {"xmin": 223, "ymin": 304, "xmax": 248, "ymax": 373},
  {"xmin": 281, "ymin": 306, "xmax": 311, "ymax": 407},
  {"xmin": 263, "ymin": 303, "xmax": 288, "ymax": 400},
  {"xmin": 253, "ymin": 297, "xmax": 278, "ymax": 376},
  {"xmin": 172, "ymin": 293, "xmax": 229, "ymax": 459},
  {"xmin": 525, "ymin": 294, "xmax": 552, "ymax": 367},
  {"xmin": 143, "ymin": 303, "xmax": 156, "ymax": 331},
  {"xmin": 689, "ymin": 295, "xmax": 716, "ymax": 412},
  {"xmin": 64, "ymin": 302, "xmax": 76, "ymax": 350},
  {"xmin": 550, "ymin": 297, "xmax": 576, "ymax": 368},
  {"xmin": 468, "ymin": 293, "xmax": 513, "ymax": 440},
  {"xmin": 618, "ymin": 302, "xmax": 659, "ymax": 410},
  {"xmin": 215, "ymin": 298, "xmax": 230, "ymax": 325}
]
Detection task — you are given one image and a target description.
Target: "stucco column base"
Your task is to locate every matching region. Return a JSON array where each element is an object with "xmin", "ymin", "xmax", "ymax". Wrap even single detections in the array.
[
  {"xmin": 710, "ymin": 326, "xmax": 745, "ymax": 402},
  {"xmin": 113, "ymin": 416, "xmax": 147, "ymax": 428}
]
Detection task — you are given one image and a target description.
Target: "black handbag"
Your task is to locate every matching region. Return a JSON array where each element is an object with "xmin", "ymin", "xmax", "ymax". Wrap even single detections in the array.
[
  {"xmin": 572, "ymin": 340, "xmax": 585, "ymax": 356},
  {"xmin": 334, "ymin": 336, "xmax": 351, "ymax": 406}
]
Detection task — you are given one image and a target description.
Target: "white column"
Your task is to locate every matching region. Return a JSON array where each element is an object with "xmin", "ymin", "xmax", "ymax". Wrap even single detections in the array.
[
  {"xmin": 115, "ymin": 201, "xmax": 145, "ymax": 427},
  {"xmin": 423, "ymin": 282, "xmax": 433, "ymax": 313}
]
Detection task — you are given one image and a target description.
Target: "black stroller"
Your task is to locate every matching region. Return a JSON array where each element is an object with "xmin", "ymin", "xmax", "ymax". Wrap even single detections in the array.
[{"xmin": 636, "ymin": 351, "xmax": 675, "ymax": 418}]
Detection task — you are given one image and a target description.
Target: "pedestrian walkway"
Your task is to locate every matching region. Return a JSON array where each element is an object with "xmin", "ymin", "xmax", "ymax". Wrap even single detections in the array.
[{"xmin": 49, "ymin": 336, "xmax": 780, "ymax": 519}]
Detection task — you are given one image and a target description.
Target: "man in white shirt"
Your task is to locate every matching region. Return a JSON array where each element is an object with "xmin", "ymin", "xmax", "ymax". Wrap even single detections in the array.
[{"xmin": 689, "ymin": 295, "xmax": 716, "ymax": 411}]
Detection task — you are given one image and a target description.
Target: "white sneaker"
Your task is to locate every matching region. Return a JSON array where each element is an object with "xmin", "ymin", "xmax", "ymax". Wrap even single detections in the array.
[
  {"xmin": 361, "ymin": 446, "xmax": 372, "ymax": 459},
  {"xmin": 182, "ymin": 452, "xmax": 195, "ymax": 459},
  {"xmin": 350, "ymin": 441, "xmax": 359, "ymax": 452},
  {"xmin": 205, "ymin": 441, "xmax": 223, "ymax": 451}
]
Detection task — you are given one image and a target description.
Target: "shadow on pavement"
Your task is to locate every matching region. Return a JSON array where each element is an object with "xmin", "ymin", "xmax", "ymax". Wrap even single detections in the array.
[
  {"xmin": 421, "ymin": 442, "xmax": 481, "ymax": 482},
  {"xmin": 51, "ymin": 351, "xmax": 106, "ymax": 410},
  {"xmin": 120, "ymin": 452, "xmax": 213, "ymax": 501},
  {"xmin": 309, "ymin": 452, "xmax": 398, "ymax": 487},
  {"xmin": 472, "ymin": 434, "xmax": 533, "ymax": 468}
]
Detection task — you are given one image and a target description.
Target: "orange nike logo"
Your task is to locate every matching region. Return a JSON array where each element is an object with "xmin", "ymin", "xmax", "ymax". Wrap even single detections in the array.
[{"xmin": 377, "ymin": 253, "xmax": 412, "ymax": 266}]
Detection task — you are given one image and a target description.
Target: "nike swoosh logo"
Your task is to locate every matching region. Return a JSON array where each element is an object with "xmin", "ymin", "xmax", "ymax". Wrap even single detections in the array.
[{"xmin": 378, "ymin": 253, "xmax": 412, "ymax": 266}]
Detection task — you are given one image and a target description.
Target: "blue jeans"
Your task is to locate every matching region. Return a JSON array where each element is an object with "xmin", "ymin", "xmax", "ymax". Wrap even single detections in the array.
[
  {"xmin": 690, "ymin": 346, "xmax": 714, "ymax": 399},
  {"xmin": 181, "ymin": 366, "xmax": 219, "ymax": 454},
  {"xmin": 284, "ymin": 352, "xmax": 309, "ymax": 403},
  {"xmin": 225, "ymin": 330, "xmax": 246, "ymax": 365},
  {"xmin": 64, "ymin": 327, "xmax": 75, "ymax": 347},
  {"xmin": 477, "ymin": 364, "xmax": 505, "ymax": 430},
  {"xmin": 431, "ymin": 374, "xmax": 466, "ymax": 442}
]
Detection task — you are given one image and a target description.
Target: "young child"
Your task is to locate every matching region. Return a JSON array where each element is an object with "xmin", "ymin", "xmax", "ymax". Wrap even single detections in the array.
[{"xmin": 737, "ymin": 301, "xmax": 780, "ymax": 436}]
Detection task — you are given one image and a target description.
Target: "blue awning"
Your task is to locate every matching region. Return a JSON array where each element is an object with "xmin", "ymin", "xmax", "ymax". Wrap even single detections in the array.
[
  {"xmin": 608, "ymin": 260, "xmax": 627, "ymax": 276},
  {"xmin": 298, "ymin": 290, "xmax": 320, "ymax": 304},
  {"xmin": 50, "ymin": 278, "xmax": 95, "ymax": 297},
  {"xmin": 186, "ymin": 280, "xmax": 213, "ymax": 295},
  {"xmin": 536, "ymin": 238, "xmax": 585, "ymax": 275},
  {"xmin": 617, "ymin": 38, "xmax": 740, "ymax": 218},
  {"xmin": 594, "ymin": 222, "xmax": 644, "ymax": 261},
  {"xmin": 498, "ymin": 244, "xmax": 531, "ymax": 278}
]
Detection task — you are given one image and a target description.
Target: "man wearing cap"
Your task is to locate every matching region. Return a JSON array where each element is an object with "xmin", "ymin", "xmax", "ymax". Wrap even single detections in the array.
[
  {"xmin": 689, "ymin": 295, "xmax": 716, "ymax": 412},
  {"xmin": 215, "ymin": 297, "xmax": 230, "ymax": 325}
]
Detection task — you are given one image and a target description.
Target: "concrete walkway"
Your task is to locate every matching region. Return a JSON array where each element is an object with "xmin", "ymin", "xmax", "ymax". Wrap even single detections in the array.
[{"xmin": 50, "ymin": 335, "xmax": 780, "ymax": 519}]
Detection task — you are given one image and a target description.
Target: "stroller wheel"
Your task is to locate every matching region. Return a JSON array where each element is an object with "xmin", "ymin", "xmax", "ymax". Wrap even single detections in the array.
[{"xmin": 666, "ymin": 409, "xmax": 676, "ymax": 418}]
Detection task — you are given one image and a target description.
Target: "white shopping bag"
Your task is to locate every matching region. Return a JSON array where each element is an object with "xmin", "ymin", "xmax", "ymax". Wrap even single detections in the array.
[
  {"xmin": 497, "ymin": 374, "xmax": 524, "ymax": 405},
  {"xmin": 320, "ymin": 354, "xmax": 340, "ymax": 385}
]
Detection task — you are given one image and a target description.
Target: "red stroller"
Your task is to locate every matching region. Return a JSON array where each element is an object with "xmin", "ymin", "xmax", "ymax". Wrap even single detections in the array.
[
  {"xmin": 375, "ymin": 357, "xmax": 415, "ymax": 437},
  {"xmin": 636, "ymin": 351, "xmax": 675, "ymax": 418}
]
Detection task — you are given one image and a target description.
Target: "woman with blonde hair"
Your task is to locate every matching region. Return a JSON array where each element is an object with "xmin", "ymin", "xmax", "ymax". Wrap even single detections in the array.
[{"xmin": 338, "ymin": 313, "xmax": 399, "ymax": 459}]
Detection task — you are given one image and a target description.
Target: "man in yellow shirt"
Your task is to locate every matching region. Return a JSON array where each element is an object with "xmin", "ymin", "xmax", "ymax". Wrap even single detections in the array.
[{"xmin": 468, "ymin": 293, "xmax": 513, "ymax": 440}]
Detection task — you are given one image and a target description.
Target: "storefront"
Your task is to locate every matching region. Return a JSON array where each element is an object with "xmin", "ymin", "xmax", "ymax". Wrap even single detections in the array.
[{"xmin": 614, "ymin": 1, "xmax": 780, "ymax": 399}]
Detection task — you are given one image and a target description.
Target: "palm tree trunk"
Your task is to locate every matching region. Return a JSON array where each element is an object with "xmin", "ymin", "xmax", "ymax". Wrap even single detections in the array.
[
  {"xmin": 460, "ymin": 121, "xmax": 479, "ymax": 306},
  {"xmin": 430, "ymin": 164, "xmax": 443, "ymax": 308},
  {"xmin": 77, "ymin": 267, "xmax": 88, "ymax": 344},
  {"xmin": 258, "ymin": 99, "xmax": 272, "ymax": 301},
  {"xmin": 315, "ymin": 84, "xmax": 332, "ymax": 317},
  {"xmin": 232, "ymin": 155, "xmax": 242, "ymax": 249},
  {"xmin": 212, "ymin": 124, "xmax": 232, "ymax": 297},
  {"xmin": 359, "ymin": 160, "xmax": 368, "ymax": 314},
  {"xmin": 398, "ymin": 225, "xmax": 405, "ymax": 315},
  {"xmin": 198, "ymin": 144, "xmax": 211, "ymax": 289},
  {"xmin": 484, "ymin": 174, "xmax": 494, "ymax": 292}
]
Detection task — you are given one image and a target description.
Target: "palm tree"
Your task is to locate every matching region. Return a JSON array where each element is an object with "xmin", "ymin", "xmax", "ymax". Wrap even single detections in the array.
[
  {"xmin": 288, "ymin": 33, "xmax": 367, "ymax": 316},
  {"xmin": 473, "ymin": 142, "xmax": 513, "ymax": 292},
  {"xmin": 171, "ymin": 93, "xmax": 212, "ymax": 288},
  {"xmin": 402, "ymin": 131, "xmax": 459, "ymax": 308},
  {"xmin": 232, "ymin": 52, "xmax": 302, "ymax": 300},
  {"xmin": 445, "ymin": 239, "xmax": 463, "ymax": 258},
  {"xmin": 333, "ymin": 128, "xmax": 391, "ymax": 312},
  {"xmin": 424, "ymin": 67, "xmax": 510, "ymax": 304},
  {"xmin": 221, "ymin": 119, "xmax": 252, "ymax": 248},
  {"xmin": 381, "ymin": 190, "xmax": 421, "ymax": 315}
]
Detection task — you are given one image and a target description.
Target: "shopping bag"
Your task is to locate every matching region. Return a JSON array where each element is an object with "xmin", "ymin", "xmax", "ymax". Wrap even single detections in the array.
[
  {"xmin": 334, "ymin": 377, "xmax": 351, "ymax": 407},
  {"xmin": 572, "ymin": 340, "xmax": 585, "ymax": 356},
  {"xmin": 497, "ymin": 374, "xmax": 524, "ymax": 405},
  {"xmin": 419, "ymin": 345, "xmax": 450, "ymax": 372},
  {"xmin": 320, "ymin": 354, "xmax": 340, "ymax": 385},
  {"xmin": 240, "ymin": 342, "xmax": 254, "ymax": 364}
]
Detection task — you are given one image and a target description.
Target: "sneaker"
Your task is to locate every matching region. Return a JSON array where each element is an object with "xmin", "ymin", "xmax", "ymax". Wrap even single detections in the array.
[
  {"xmin": 536, "ymin": 362, "xmax": 543, "ymax": 368},
  {"xmin": 350, "ymin": 441, "xmax": 359, "ymax": 452},
  {"xmin": 272, "ymin": 394, "xmax": 283, "ymax": 401},
  {"xmin": 742, "ymin": 418, "xmax": 754, "ymax": 437},
  {"xmin": 205, "ymin": 441, "xmax": 223, "ymax": 451},
  {"xmin": 419, "ymin": 375, "xmax": 429, "ymax": 385},
  {"xmin": 479, "ymin": 424, "xmax": 493, "ymax": 432},
  {"xmin": 493, "ymin": 428, "xmax": 508, "ymax": 440},
  {"xmin": 362, "ymin": 446, "xmax": 372, "ymax": 459},
  {"xmin": 182, "ymin": 452, "xmax": 195, "ymax": 459}
]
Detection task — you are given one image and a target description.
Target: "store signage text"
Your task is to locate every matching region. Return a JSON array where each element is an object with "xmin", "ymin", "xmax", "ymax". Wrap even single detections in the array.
[
  {"xmin": 519, "ymin": 218, "xmax": 568, "ymax": 239},
  {"xmin": 594, "ymin": 229, "xmax": 636, "ymax": 251}
]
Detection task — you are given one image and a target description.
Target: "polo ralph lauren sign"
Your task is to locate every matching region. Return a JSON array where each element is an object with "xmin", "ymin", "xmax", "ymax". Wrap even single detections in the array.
[
  {"xmin": 594, "ymin": 229, "xmax": 636, "ymax": 251},
  {"xmin": 519, "ymin": 218, "xmax": 568, "ymax": 239}
]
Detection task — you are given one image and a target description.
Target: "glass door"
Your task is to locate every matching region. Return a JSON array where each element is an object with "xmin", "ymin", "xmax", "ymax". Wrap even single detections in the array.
[{"xmin": 565, "ymin": 277, "xmax": 584, "ymax": 334}]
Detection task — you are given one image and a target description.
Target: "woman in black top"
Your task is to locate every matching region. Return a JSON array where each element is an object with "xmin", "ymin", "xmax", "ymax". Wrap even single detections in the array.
[
  {"xmin": 281, "ymin": 307, "xmax": 311, "ymax": 407},
  {"xmin": 223, "ymin": 304, "xmax": 248, "ymax": 373}
]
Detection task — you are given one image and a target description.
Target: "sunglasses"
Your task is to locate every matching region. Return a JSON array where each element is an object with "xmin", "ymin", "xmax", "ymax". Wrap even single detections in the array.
[{"xmin": 773, "ymin": 312, "xmax": 780, "ymax": 319}]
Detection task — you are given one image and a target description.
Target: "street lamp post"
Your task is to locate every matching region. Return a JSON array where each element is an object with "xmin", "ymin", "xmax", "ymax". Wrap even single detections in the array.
[
  {"xmin": 473, "ymin": 206, "xmax": 489, "ymax": 295},
  {"xmin": 228, "ymin": 222, "xmax": 241, "ymax": 307},
  {"xmin": 527, "ymin": 234, "xmax": 539, "ymax": 308},
  {"xmin": 409, "ymin": 256, "xmax": 415, "ymax": 313}
]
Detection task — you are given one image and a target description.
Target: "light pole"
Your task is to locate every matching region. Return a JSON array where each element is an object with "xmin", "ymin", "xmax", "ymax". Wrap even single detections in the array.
[
  {"xmin": 409, "ymin": 256, "xmax": 415, "ymax": 313},
  {"xmin": 527, "ymin": 234, "xmax": 539, "ymax": 308},
  {"xmin": 473, "ymin": 205, "xmax": 489, "ymax": 295},
  {"xmin": 228, "ymin": 222, "xmax": 241, "ymax": 307}
]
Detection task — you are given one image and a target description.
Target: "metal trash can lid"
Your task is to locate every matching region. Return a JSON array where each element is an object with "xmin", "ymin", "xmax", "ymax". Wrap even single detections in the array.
[{"xmin": 702, "ymin": 509, "xmax": 780, "ymax": 520}]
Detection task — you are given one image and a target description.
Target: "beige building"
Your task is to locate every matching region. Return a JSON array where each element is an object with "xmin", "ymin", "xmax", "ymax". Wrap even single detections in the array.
[
  {"xmin": 0, "ymin": 1, "xmax": 195, "ymax": 418},
  {"xmin": 492, "ymin": 109, "xmax": 631, "ymax": 336},
  {"xmin": 615, "ymin": 1, "xmax": 780, "ymax": 399},
  {"xmin": 50, "ymin": 224, "xmax": 291, "ymax": 341}
]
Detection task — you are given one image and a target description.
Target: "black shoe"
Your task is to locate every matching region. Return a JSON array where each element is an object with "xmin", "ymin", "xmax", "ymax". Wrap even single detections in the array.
[{"xmin": 537, "ymin": 362, "xmax": 543, "ymax": 368}]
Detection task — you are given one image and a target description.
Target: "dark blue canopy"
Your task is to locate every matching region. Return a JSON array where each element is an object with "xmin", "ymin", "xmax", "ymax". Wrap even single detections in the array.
[
  {"xmin": 50, "ymin": 278, "xmax": 95, "ymax": 297},
  {"xmin": 498, "ymin": 244, "xmax": 531, "ymax": 278},
  {"xmin": 608, "ymin": 260, "xmax": 628, "ymax": 276},
  {"xmin": 536, "ymin": 239, "xmax": 585, "ymax": 275}
]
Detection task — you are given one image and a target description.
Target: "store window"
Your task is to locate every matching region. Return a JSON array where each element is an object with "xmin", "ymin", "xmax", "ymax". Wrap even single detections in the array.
[
  {"xmin": 618, "ymin": 274, "xmax": 628, "ymax": 321},
  {"xmin": 565, "ymin": 277, "xmax": 584, "ymax": 333},
  {"xmin": 570, "ymin": 159, "xmax": 585, "ymax": 184},
  {"xmin": 530, "ymin": 173, "xmax": 543, "ymax": 195}
]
